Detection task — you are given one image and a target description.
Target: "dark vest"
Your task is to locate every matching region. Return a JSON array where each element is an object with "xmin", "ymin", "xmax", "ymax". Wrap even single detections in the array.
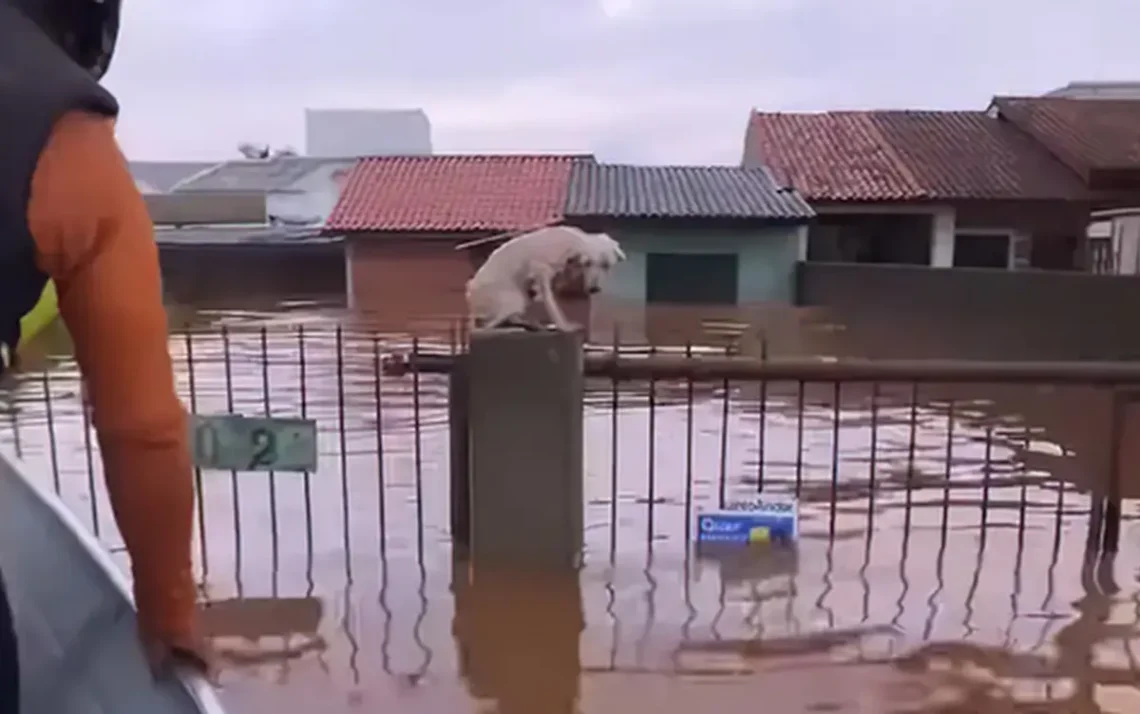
[{"xmin": 0, "ymin": 3, "xmax": 119, "ymax": 375}]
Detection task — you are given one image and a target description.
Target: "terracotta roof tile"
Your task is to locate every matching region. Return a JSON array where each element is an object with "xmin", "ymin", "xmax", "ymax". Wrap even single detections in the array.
[
  {"xmin": 872, "ymin": 111, "xmax": 1090, "ymax": 200},
  {"xmin": 743, "ymin": 112, "xmax": 923, "ymax": 201},
  {"xmin": 743, "ymin": 110, "xmax": 1090, "ymax": 202},
  {"xmin": 326, "ymin": 154, "xmax": 588, "ymax": 233},
  {"xmin": 992, "ymin": 97, "xmax": 1140, "ymax": 177}
]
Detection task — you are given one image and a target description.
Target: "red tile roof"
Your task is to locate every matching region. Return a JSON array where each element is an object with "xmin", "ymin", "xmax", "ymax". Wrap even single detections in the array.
[
  {"xmin": 743, "ymin": 112, "xmax": 921, "ymax": 201},
  {"xmin": 992, "ymin": 97, "xmax": 1140, "ymax": 178},
  {"xmin": 326, "ymin": 154, "xmax": 587, "ymax": 233},
  {"xmin": 743, "ymin": 110, "xmax": 1089, "ymax": 202},
  {"xmin": 873, "ymin": 111, "xmax": 1090, "ymax": 200}
]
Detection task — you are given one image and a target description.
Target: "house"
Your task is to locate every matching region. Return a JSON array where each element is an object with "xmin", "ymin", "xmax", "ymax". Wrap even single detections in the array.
[
  {"xmin": 325, "ymin": 154, "xmax": 815, "ymax": 342},
  {"xmin": 171, "ymin": 154, "xmax": 357, "ymax": 227},
  {"xmin": 743, "ymin": 108, "xmax": 1103, "ymax": 272},
  {"xmin": 744, "ymin": 98, "xmax": 1140, "ymax": 274},
  {"xmin": 149, "ymin": 192, "xmax": 345, "ymax": 309},
  {"xmin": 988, "ymin": 97, "xmax": 1140, "ymax": 275},
  {"xmin": 562, "ymin": 163, "xmax": 814, "ymax": 344},
  {"xmin": 744, "ymin": 98, "xmax": 1140, "ymax": 358},
  {"xmin": 1043, "ymin": 81, "xmax": 1140, "ymax": 251},
  {"xmin": 325, "ymin": 154, "xmax": 582, "ymax": 331},
  {"xmin": 146, "ymin": 153, "xmax": 362, "ymax": 312}
]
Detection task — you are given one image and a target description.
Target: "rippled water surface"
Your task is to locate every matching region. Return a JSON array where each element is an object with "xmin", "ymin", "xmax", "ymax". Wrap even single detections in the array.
[{"xmin": 3, "ymin": 299, "xmax": 1140, "ymax": 713}]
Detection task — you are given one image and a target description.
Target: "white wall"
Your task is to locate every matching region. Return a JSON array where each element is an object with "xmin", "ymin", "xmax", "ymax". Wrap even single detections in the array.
[
  {"xmin": 305, "ymin": 109, "xmax": 432, "ymax": 157},
  {"xmin": 1112, "ymin": 214, "xmax": 1140, "ymax": 274},
  {"xmin": 930, "ymin": 208, "xmax": 956, "ymax": 267},
  {"xmin": 265, "ymin": 160, "xmax": 355, "ymax": 224},
  {"xmin": 1089, "ymin": 210, "xmax": 1140, "ymax": 275}
]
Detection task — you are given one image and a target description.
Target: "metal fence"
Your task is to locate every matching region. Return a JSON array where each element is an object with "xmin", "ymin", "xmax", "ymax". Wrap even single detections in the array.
[{"xmin": 2, "ymin": 324, "xmax": 1139, "ymax": 709}]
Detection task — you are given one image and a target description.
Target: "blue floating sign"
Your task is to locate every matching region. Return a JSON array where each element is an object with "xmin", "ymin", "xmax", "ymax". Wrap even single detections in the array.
[{"xmin": 695, "ymin": 498, "xmax": 799, "ymax": 544}]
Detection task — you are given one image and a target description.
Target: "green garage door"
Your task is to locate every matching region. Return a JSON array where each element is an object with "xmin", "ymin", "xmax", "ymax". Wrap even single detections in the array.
[{"xmin": 646, "ymin": 252, "xmax": 739, "ymax": 305}]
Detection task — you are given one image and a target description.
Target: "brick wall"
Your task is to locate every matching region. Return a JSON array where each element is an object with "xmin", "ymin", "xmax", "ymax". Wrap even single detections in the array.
[{"xmin": 348, "ymin": 236, "xmax": 475, "ymax": 333}]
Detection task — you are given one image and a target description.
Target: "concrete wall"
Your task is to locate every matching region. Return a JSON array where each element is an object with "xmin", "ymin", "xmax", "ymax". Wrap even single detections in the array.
[
  {"xmin": 145, "ymin": 193, "xmax": 266, "ymax": 226},
  {"xmin": 797, "ymin": 261, "xmax": 1140, "ymax": 360},
  {"xmin": 603, "ymin": 223, "xmax": 804, "ymax": 303}
]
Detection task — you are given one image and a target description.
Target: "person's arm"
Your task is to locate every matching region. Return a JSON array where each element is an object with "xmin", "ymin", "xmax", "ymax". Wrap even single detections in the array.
[{"xmin": 26, "ymin": 111, "xmax": 198, "ymax": 644}]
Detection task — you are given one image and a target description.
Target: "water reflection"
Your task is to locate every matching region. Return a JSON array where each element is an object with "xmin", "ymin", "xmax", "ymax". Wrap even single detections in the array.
[
  {"xmin": 201, "ymin": 597, "xmax": 327, "ymax": 666},
  {"xmin": 1, "ymin": 302, "xmax": 1139, "ymax": 712},
  {"xmin": 453, "ymin": 562, "xmax": 583, "ymax": 714}
]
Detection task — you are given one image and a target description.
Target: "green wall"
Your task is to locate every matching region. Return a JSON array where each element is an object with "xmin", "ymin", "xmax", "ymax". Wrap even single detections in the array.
[{"xmin": 602, "ymin": 224, "xmax": 805, "ymax": 304}]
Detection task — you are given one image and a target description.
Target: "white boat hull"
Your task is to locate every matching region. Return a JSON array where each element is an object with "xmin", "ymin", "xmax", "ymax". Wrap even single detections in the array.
[{"xmin": 0, "ymin": 445, "xmax": 225, "ymax": 714}]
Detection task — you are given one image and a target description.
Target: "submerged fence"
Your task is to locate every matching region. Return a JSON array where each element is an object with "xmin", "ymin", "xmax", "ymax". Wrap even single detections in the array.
[
  {"xmin": 2, "ymin": 324, "xmax": 1138, "ymax": 568},
  {"xmin": 1, "ymin": 324, "xmax": 1139, "ymax": 708}
]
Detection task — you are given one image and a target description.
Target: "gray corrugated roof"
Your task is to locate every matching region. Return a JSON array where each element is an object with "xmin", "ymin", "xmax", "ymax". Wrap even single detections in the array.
[
  {"xmin": 129, "ymin": 161, "xmax": 220, "ymax": 192},
  {"xmin": 1045, "ymin": 81, "xmax": 1140, "ymax": 99},
  {"xmin": 172, "ymin": 156, "xmax": 354, "ymax": 193},
  {"xmin": 565, "ymin": 163, "xmax": 814, "ymax": 221}
]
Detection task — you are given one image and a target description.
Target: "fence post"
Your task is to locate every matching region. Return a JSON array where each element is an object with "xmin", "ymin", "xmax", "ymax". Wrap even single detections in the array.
[
  {"xmin": 449, "ymin": 356, "xmax": 471, "ymax": 550},
  {"xmin": 466, "ymin": 329, "xmax": 584, "ymax": 568},
  {"xmin": 1101, "ymin": 389, "xmax": 1129, "ymax": 553}
]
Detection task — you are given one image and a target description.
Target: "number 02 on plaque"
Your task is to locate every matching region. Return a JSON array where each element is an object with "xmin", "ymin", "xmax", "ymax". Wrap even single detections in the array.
[{"xmin": 190, "ymin": 414, "xmax": 318, "ymax": 473}]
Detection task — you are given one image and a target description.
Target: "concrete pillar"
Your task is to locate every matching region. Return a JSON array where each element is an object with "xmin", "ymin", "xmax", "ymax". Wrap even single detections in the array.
[
  {"xmin": 1009, "ymin": 231, "xmax": 1031, "ymax": 270},
  {"xmin": 344, "ymin": 240, "xmax": 356, "ymax": 309},
  {"xmin": 794, "ymin": 224, "xmax": 809, "ymax": 261},
  {"xmin": 930, "ymin": 208, "xmax": 956, "ymax": 267},
  {"xmin": 449, "ymin": 357, "xmax": 471, "ymax": 549},
  {"xmin": 466, "ymin": 329, "xmax": 584, "ymax": 568}
]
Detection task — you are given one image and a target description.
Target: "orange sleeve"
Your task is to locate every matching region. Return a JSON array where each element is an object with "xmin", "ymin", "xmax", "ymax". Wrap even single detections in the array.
[{"xmin": 26, "ymin": 111, "xmax": 197, "ymax": 642}]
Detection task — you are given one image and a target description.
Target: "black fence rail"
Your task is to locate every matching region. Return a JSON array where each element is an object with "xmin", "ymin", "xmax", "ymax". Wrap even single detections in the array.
[
  {"xmin": 1, "ymin": 324, "xmax": 1137, "ymax": 571},
  {"xmin": 389, "ymin": 346, "xmax": 1137, "ymax": 554},
  {"xmin": 0, "ymin": 324, "xmax": 1138, "ymax": 709}
]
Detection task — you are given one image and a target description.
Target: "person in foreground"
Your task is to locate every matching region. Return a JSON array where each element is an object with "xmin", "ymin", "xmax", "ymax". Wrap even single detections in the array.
[{"xmin": 0, "ymin": 0, "xmax": 215, "ymax": 706}]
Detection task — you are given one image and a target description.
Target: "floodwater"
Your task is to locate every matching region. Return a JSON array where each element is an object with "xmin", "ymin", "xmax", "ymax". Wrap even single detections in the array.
[{"xmin": 3, "ymin": 290, "xmax": 1140, "ymax": 713}]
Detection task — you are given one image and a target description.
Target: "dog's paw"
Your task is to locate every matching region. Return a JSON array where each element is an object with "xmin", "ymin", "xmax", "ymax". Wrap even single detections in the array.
[{"xmin": 499, "ymin": 317, "xmax": 543, "ymax": 331}]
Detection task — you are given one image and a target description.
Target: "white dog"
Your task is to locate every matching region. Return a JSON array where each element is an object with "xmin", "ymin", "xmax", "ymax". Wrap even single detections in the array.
[{"xmin": 466, "ymin": 225, "xmax": 625, "ymax": 331}]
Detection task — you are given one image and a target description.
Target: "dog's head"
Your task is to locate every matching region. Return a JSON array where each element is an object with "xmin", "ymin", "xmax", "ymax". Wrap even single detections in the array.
[{"xmin": 572, "ymin": 232, "xmax": 625, "ymax": 294}]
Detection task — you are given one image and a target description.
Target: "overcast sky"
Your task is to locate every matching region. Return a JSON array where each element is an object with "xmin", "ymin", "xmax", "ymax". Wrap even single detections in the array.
[{"xmin": 106, "ymin": 0, "xmax": 1137, "ymax": 164}]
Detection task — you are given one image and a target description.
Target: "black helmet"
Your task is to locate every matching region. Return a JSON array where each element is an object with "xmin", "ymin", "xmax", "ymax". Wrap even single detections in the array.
[{"xmin": 10, "ymin": 0, "xmax": 121, "ymax": 79}]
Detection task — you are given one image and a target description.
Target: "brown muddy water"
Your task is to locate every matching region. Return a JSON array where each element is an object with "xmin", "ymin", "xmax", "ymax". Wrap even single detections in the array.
[{"xmin": 3, "ymin": 295, "xmax": 1140, "ymax": 713}]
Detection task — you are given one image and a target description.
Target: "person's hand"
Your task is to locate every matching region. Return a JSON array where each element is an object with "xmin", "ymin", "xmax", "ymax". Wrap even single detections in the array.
[{"xmin": 140, "ymin": 626, "xmax": 219, "ymax": 685}]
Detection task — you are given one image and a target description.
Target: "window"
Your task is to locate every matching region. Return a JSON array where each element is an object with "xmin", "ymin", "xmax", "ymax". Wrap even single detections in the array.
[
  {"xmin": 645, "ymin": 253, "xmax": 739, "ymax": 305},
  {"xmin": 953, "ymin": 233, "xmax": 1010, "ymax": 269},
  {"xmin": 807, "ymin": 214, "xmax": 932, "ymax": 265}
]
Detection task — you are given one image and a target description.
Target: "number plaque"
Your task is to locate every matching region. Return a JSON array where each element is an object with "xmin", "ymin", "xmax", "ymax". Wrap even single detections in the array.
[{"xmin": 190, "ymin": 414, "xmax": 318, "ymax": 472}]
